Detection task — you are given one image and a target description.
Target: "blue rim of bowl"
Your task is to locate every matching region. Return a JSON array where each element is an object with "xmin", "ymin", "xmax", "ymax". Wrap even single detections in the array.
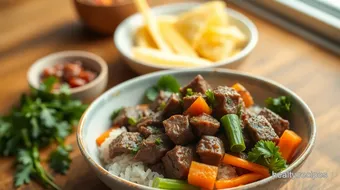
[
  {"xmin": 77, "ymin": 68, "xmax": 316, "ymax": 190},
  {"xmin": 113, "ymin": 2, "xmax": 258, "ymax": 70}
]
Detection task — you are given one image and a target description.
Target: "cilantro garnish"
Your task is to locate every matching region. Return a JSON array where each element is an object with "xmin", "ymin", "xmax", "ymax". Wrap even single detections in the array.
[
  {"xmin": 110, "ymin": 107, "xmax": 123, "ymax": 120},
  {"xmin": 155, "ymin": 137, "xmax": 163, "ymax": 145},
  {"xmin": 265, "ymin": 96, "xmax": 292, "ymax": 117},
  {"xmin": 186, "ymin": 88, "xmax": 194, "ymax": 96},
  {"xmin": 1, "ymin": 77, "xmax": 88, "ymax": 189},
  {"xmin": 145, "ymin": 75, "xmax": 180, "ymax": 101},
  {"xmin": 248, "ymin": 140, "xmax": 287, "ymax": 173},
  {"xmin": 205, "ymin": 89, "xmax": 216, "ymax": 107}
]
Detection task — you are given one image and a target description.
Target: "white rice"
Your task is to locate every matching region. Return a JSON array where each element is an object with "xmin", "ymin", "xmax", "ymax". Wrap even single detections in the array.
[{"xmin": 99, "ymin": 127, "xmax": 163, "ymax": 187}]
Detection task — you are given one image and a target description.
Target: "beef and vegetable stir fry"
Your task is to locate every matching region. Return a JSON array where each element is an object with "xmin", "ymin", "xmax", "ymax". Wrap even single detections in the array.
[{"xmin": 97, "ymin": 75, "xmax": 302, "ymax": 189}]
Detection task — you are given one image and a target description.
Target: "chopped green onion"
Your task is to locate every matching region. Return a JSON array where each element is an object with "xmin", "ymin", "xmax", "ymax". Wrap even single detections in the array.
[
  {"xmin": 220, "ymin": 114, "xmax": 246, "ymax": 152},
  {"xmin": 152, "ymin": 177, "xmax": 199, "ymax": 190},
  {"xmin": 186, "ymin": 88, "xmax": 194, "ymax": 96}
]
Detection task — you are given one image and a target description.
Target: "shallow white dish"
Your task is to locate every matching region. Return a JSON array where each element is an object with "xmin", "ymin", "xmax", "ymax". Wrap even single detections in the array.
[
  {"xmin": 114, "ymin": 2, "xmax": 258, "ymax": 74},
  {"xmin": 77, "ymin": 69, "xmax": 315, "ymax": 190}
]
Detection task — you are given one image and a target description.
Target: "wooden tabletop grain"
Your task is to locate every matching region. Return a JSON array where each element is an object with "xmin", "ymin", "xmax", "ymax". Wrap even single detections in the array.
[{"xmin": 0, "ymin": 0, "xmax": 339, "ymax": 190}]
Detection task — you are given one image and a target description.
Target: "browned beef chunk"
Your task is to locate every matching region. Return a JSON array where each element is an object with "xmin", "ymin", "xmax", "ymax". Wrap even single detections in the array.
[
  {"xmin": 180, "ymin": 75, "xmax": 211, "ymax": 96},
  {"xmin": 109, "ymin": 132, "xmax": 143, "ymax": 158},
  {"xmin": 162, "ymin": 94, "xmax": 182, "ymax": 118},
  {"xmin": 162, "ymin": 145, "xmax": 195, "ymax": 179},
  {"xmin": 150, "ymin": 90, "xmax": 171, "ymax": 111},
  {"xmin": 182, "ymin": 93, "xmax": 206, "ymax": 111},
  {"xmin": 190, "ymin": 113, "xmax": 220, "ymax": 136},
  {"xmin": 196, "ymin": 136, "xmax": 225, "ymax": 166},
  {"xmin": 245, "ymin": 115, "xmax": 279, "ymax": 143},
  {"xmin": 113, "ymin": 106, "xmax": 152, "ymax": 127},
  {"xmin": 136, "ymin": 111, "xmax": 164, "ymax": 137},
  {"xmin": 163, "ymin": 115, "xmax": 195, "ymax": 145},
  {"xmin": 259, "ymin": 108, "xmax": 289, "ymax": 137},
  {"xmin": 149, "ymin": 162, "xmax": 165, "ymax": 176},
  {"xmin": 232, "ymin": 152, "xmax": 250, "ymax": 175},
  {"xmin": 217, "ymin": 164, "xmax": 238, "ymax": 180},
  {"xmin": 134, "ymin": 134, "xmax": 173, "ymax": 164},
  {"xmin": 213, "ymin": 86, "xmax": 243, "ymax": 119},
  {"xmin": 216, "ymin": 132, "xmax": 230, "ymax": 152}
]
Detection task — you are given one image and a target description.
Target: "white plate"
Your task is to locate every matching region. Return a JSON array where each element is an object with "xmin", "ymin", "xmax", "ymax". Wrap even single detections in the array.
[{"xmin": 114, "ymin": 2, "xmax": 258, "ymax": 74}]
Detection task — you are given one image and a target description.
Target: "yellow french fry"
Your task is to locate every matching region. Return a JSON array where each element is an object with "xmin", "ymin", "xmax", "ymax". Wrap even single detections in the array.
[
  {"xmin": 133, "ymin": 0, "xmax": 172, "ymax": 52},
  {"xmin": 207, "ymin": 26, "xmax": 247, "ymax": 48},
  {"xmin": 135, "ymin": 26, "xmax": 157, "ymax": 48},
  {"xmin": 157, "ymin": 15, "xmax": 178, "ymax": 24},
  {"xmin": 158, "ymin": 20, "xmax": 198, "ymax": 57},
  {"xmin": 132, "ymin": 47, "xmax": 212, "ymax": 68},
  {"xmin": 196, "ymin": 38, "xmax": 236, "ymax": 62}
]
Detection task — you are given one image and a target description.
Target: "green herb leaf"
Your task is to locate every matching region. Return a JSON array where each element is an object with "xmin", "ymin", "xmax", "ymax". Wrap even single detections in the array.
[
  {"xmin": 40, "ymin": 108, "xmax": 56, "ymax": 128},
  {"xmin": 155, "ymin": 138, "xmax": 163, "ymax": 145},
  {"xmin": 49, "ymin": 145, "xmax": 72, "ymax": 174},
  {"xmin": 205, "ymin": 89, "xmax": 216, "ymax": 107},
  {"xmin": 131, "ymin": 145, "xmax": 140, "ymax": 155},
  {"xmin": 40, "ymin": 77, "xmax": 57, "ymax": 92},
  {"xmin": 59, "ymin": 84, "xmax": 71, "ymax": 95},
  {"xmin": 186, "ymin": 88, "xmax": 194, "ymax": 96},
  {"xmin": 265, "ymin": 96, "xmax": 292, "ymax": 116},
  {"xmin": 128, "ymin": 117, "xmax": 137, "ymax": 125},
  {"xmin": 15, "ymin": 149, "xmax": 33, "ymax": 187},
  {"xmin": 157, "ymin": 75, "xmax": 180, "ymax": 93},
  {"xmin": 248, "ymin": 140, "xmax": 287, "ymax": 173},
  {"xmin": 146, "ymin": 87, "xmax": 159, "ymax": 101},
  {"xmin": 110, "ymin": 107, "xmax": 123, "ymax": 121}
]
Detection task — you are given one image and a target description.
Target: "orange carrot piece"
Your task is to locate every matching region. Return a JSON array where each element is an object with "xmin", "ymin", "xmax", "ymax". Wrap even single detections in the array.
[
  {"xmin": 232, "ymin": 83, "xmax": 254, "ymax": 107},
  {"xmin": 188, "ymin": 161, "xmax": 218, "ymax": 190},
  {"xmin": 96, "ymin": 125, "xmax": 119, "ymax": 146},
  {"xmin": 215, "ymin": 173, "xmax": 265, "ymax": 189},
  {"xmin": 222, "ymin": 154, "xmax": 270, "ymax": 177},
  {"xmin": 278, "ymin": 130, "xmax": 302, "ymax": 163},
  {"xmin": 184, "ymin": 96, "xmax": 212, "ymax": 116}
]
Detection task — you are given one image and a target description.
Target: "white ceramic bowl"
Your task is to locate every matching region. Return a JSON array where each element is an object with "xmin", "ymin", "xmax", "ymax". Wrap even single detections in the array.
[
  {"xmin": 27, "ymin": 51, "xmax": 108, "ymax": 101},
  {"xmin": 77, "ymin": 69, "xmax": 316, "ymax": 190},
  {"xmin": 114, "ymin": 2, "xmax": 258, "ymax": 74}
]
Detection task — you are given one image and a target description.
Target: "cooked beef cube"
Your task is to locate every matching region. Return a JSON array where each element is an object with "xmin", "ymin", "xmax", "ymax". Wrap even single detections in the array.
[
  {"xmin": 127, "ymin": 125, "xmax": 138, "ymax": 132},
  {"xmin": 149, "ymin": 162, "xmax": 165, "ymax": 176},
  {"xmin": 162, "ymin": 145, "xmax": 195, "ymax": 179},
  {"xmin": 243, "ymin": 129, "xmax": 254, "ymax": 150},
  {"xmin": 196, "ymin": 136, "xmax": 225, "ymax": 166},
  {"xmin": 113, "ymin": 106, "xmax": 152, "ymax": 127},
  {"xmin": 163, "ymin": 115, "xmax": 195, "ymax": 145},
  {"xmin": 138, "ymin": 105, "xmax": 154, "ymax": 118},
  {"xmin": 259, "ymin": 108, "xmax": 289, "ymax": 137},
  {"xmin": 190, "ymin": 113, "xmax": 220, "ymax": 136},
  {"xmin": 216, "ymin": 132, "xmax": 230, "ymax": 152},
  {"xmin": 180, "ymin": 75, "xmax": 211, "ymax": 96},
  {"xmin": 217, "ymin": 164, "xmax": 238, "ymax": 180},
  {"xmin": 109, "ymin": 132, "xmax": 143, "ymax": 158},
  {"xmin": 183, "ymin": 93, "xmax": 206, "ymax": 111},
  {"xmin": 150, "ymin": 90, "xmax": 171, "ymax": 111},
  {"xmin": 231, "ymin": 152, "xmax": 250, "ymax": 175},
  {"xmin": 246, "ymin": 115, "xmax": 279, "ymax": 143},
  {"xmin": 136, "ymin": 112, "xmax": 164, "ymax": 137},
  {"xmin": 135, "ymin": 134, "xmax": 173, "ymax": 164},
  {"xmin": 162, "ymin": 94, "xmax": 182, "ymax": 118},
  {"xmin": 213, "ymin": 86, "xmax": 243, "ymax": 119}
]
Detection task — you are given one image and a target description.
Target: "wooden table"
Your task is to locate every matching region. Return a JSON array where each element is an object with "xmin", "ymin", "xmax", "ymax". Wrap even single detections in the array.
[{"xmin": 0, "ymin": 0, "xmax": 339, "ymax": 189}]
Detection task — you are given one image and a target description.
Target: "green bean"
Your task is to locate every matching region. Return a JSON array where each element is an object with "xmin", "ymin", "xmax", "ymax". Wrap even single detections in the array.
[
  {"xmin": 220, "ymin": 114, "xmax": 246, "ymax": 152},
  {"xmin": 152, "ymin": 177, "xmax": 199, "ymax": 190}
]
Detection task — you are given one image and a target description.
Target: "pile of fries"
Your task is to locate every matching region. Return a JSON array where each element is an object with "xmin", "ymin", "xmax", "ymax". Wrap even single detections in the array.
[{"xmin": 132, "ymin": 0, "xmax": 247, "ymax": 67}]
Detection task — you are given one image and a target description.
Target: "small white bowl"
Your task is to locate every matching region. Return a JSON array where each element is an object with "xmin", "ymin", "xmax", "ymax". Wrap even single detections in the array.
[
  {"xmin": 27, "ymin": 51, "xmax": 108, "ymax": 101},
  {"xmin": 114, "ymin": 2, "xmax": 258, "ymax": 74}
]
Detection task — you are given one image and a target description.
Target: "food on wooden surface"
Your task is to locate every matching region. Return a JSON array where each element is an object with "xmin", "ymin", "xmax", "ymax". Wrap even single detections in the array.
[
  {"xmin": 96, "ymin": 74, "xmax": 300, "ymax": 189},
  {"xmin": 41, "ymin": 61, "xmax": 97, "ymax": 89},
  {"xmin": 132, "ymin": 0, "xmax": 248, "ymax": 67}
]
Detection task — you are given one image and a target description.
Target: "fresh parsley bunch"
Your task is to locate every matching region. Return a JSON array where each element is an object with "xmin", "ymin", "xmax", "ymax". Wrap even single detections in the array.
[
  {"xmin": 248, "ymin": 140, "xmax": 287, "ymax": 174},
  {"xmin": 0, "ymin": 77, "xmax": 88, "ymax": 189}
]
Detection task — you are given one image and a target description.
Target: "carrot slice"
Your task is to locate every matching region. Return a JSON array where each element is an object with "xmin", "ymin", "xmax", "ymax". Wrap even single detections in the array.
[
  {"xmin": 188, "ymin": 161, "xmax": 218, "ymax": 190},
  {"xmin": 184, "ymin": 96, "xmax": 212, "ymax": 116},
  {"xmin": 96, "ymin": 125, "xmax": 119, "ymax": 146},
  {"xmin": 215, "ymin": 173, "xmax": 265, "ymax": 189},
  {"xmin": 222, "ymin": 154, "xmax": 270, "ymax": 177},
  {"xmin": 232, "ymin": 83, "xmax": 254, "ymax": 107},
  {"xmin": 278, "ymin": 130, "xmax": 302, "ymax": 163}
]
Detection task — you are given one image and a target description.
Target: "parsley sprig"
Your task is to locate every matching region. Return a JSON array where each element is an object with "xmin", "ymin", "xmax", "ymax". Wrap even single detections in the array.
[
  {"xmin": 248, "ymin": 140, "xmax": 287, "ymax": 173},
  {"xmin": 265, "ymin": 96, "xmax": 292, "ymax": 117},
  {"xmin": 145, "ymin": 75, "xmax": 180, "ymax": 101},
  {"xmin": 0, "ymin": 77, "xmax": 87, "ymax": 189}
]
